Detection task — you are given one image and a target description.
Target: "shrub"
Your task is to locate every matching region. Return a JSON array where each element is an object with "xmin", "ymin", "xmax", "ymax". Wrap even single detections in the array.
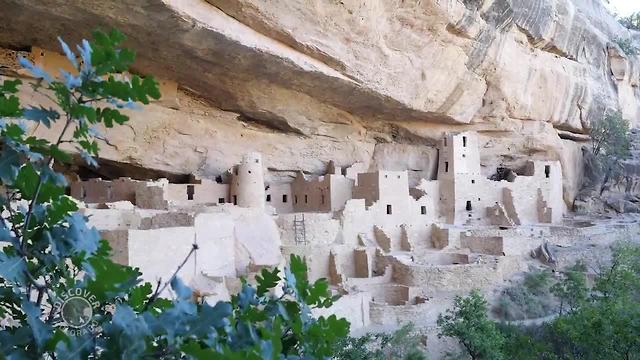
[
  {"xmin": 613, "ymin": 36, "xmax": 639, "ymax": 56},
  {"xmin": 494, "ymin": 270, "xmax": 556, "ymax": 321},
  {"xmin": 550, "ymin": 262, "xmax": 588, "ymax": 315},
  {"xmin": 334, "ymin": 323, "xmax": 428, "ymax": 360},
  {"xmin": 437, "ymin": 290, "xmax": 505, "ymax": 360},
  {"xmin": 619, "ymin": 12, "xmax": 640, "ymax": 31},
  {"xmin": 589, "ymin": 110, "xmax": 631, "ymax": 195}
]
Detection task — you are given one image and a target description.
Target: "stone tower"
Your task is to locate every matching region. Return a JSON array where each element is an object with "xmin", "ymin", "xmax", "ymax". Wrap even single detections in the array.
[
  {"xmin": 230, "ymin": 152, "xmax": 266, "ymax": 208},
  {"xmin": 438, "ymin": 132, "xmax": 482, "ymax": 224}
]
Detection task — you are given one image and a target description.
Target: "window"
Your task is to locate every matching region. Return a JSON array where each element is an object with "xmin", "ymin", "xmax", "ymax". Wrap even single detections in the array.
[
  {"xmin": 445, "ymin": 162, "xmax": 449, "ymax": 172},
  {"xmin": 107, "ymin": 185, "xmax": 112, "ymax": 201},
  {"xmin": 266, "ymin": 194, "xmax": 271, "ymax": 202},
  {"xmin": 463, "ymin": 136, "xmax": 467, "ymax": 147},
  {"xmin": 545, "ymin": 165, "xmax": 551, "ymax": 178},
  {"xmin": 387, "ymin": 204, "xmax": 392, "ymax": 215},
  {"xmin": 471, "ymin": 179, "xmax": 475, "ymax": 184},
  {"xmin": 215, "ymin": 175, "xmax": 223, "ymax": 183},
  {"xmin": 248, "ymin": 170, "xmax": 252, "ymax": 174},
  {"xmin": 444, "ymin": 137, "xmax": 447, "ymax": 147},
  {"xmin": 304, "ymin": 195, "xmax": 308, "ymax": 203},
  {"xmin": 294, "ymin": 195, "xmax": 298, "ymax": 204},
  {"xmin": 218, "ymin": 197, "xmax": 225, "ymax": 204},
  {"xmin": 321, "ymin": 194, "xmax": 325, "ymax": 204},
  {"xmin": 187, "ymin": 185, "xmax": 195, "ymax": 200},
  {"xmin": 233, "ymin": 195, "xmax": 238, "ymax": 205},
  {"xmin": 466, "ymin": 201, "xmax": 472, "ymax": 211},
  {"xmin": 282, "ymin": 194, "xmax": 288, "ymax": 203},
  {"xmin": 421, "ymin": 206, "xmax": 427, "ymax": 215},
  {"xmin": 462, "ymin": 154, "xmax": 466, "ymax": 158},
  {"xmin": 234, "ymin": 168, "xmax": 238, "ymax": 175},
  {"xmin": 80, "ymin": 186, "xmax": 86, "ymax": 199},
  {"xmin": 255, "ymin": 159, "xmax": 259, "ymax": 163},
  {"xmin": 397, "ymin": 175, "xmax": 400, "ymax": 179}
]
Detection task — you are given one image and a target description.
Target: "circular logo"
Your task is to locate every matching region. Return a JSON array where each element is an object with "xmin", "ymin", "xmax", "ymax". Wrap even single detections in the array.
[
  {"xmin": 60, "ymin": 296, "xmax": 94, "ymax": 328},
  {"xmin": 53, "ymin": 288, "xmax": 102, "ymax": 336}
]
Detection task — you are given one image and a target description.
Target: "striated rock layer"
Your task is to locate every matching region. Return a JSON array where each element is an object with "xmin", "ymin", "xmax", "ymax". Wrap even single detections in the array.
[{"xmin": 0, "ymin": 0, "xmax": 639, "ymax": 207}]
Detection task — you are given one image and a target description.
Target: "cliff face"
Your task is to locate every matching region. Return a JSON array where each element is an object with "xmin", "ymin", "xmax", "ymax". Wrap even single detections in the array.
[{"xmin": 0, "ymin": 0, "xmax": 638, "ymax": 206}]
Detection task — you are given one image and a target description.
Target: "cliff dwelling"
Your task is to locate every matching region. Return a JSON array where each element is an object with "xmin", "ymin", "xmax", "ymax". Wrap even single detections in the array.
[
  {"xmin": 2, "ymin": 0, "xmax": 640, "ymax": 357},
  {"xmin": 67, "ymin": 130, "xmax": 570, "ymax": 331}
]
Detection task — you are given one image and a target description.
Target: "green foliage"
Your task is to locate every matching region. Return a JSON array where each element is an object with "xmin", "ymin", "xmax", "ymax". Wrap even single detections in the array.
[
  {"xmin": 0, "ymin": 29, "xmax": 348, "ymax": 359},
  {"xmin": 334, "ymin": 323, "xmax": 427, "ymax": 360},
  {"xmin": 613, "ymin": 36, "xmax": 639, "ymax": 56},
  {"xmin": 498, "ymin": 323, "xmax": 555, "ymax": 360},
  {"xmin": 619, "ymin": 12, "xmax": 640, "ymax": 31},
  {"xmin": 591, "ymin": 111, "xmax": 631, "ymax": 159},
  {"xmin": 458, "ymin": 243, "xmax": 640, "ymax": 360},
  {"xmin": 437, "ymin": 290, "xmax": 505, "ymax": 360},
  {"xmin": 589, "ymin": 110, "xmax": 631, "ymax": 194},
  {"xmin": 494, "ymin": 270, "xmax": 556, "ymax": 321},
  {"xmin": 550, "ymin": 262, "xmax": 588, "ymax": 315}
]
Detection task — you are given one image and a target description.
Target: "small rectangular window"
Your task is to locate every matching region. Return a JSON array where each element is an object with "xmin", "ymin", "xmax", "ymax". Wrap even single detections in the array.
[
  {"xmin": 233, "ymin": 195, "xmax": 238, "ymax": 205},
  {"xmin": 294, "ymin": 195, "xmax": 298, "ymax": 204},
  {"xmin": 304, "ymin": 195, "xmax": 308, "ymax": 203},
  {"xmin": 471, "ymin": 179, "xmax": 475, "ymax": 184},
  {"xmin": 266, "ymin": 194, "xmax": 271, "ymax": 202},
  {"xmin": 421, "ymin": 206, "xmax": 426, "ymax": 215},
  {"xmin": 321, "ymin": 194, "xmax": 325, "ymax": 204},
  {"xmin": 282, "ymin": 194, "xmax": 288, "ymax": 203},
  {"xmin": 545, "ymin": 165, "xmax": 551, "ymax": 178},
  {"xmin": 466, "ymin": 201, "xmax": 472, "ymax": 211},
  {"xmin": 218, "ymin": 197, "xmax": 225, "ymax": 204},
  {"xmin": 387, "ymin": 204, "xmax": 392, "ymax": 215},
  {"xmin": 187, "ymin": 185, "xmax": 195, "ymax": 200},
  {"xmin": 445, "ymin": 162, "xmax": 449, "ymax": 173},
  {"xmin": 444, "ymin": 137, "xmax": 447, "ymax": 147},
  {"xmin": 463, "ymin": 136, "xmax": 467, "ymax": 147}
]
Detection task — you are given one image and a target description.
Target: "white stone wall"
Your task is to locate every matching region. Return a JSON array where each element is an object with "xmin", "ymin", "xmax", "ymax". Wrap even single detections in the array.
[{"xmin": 265, "ymin": 183, "xmax": 293, "ymax": 213}]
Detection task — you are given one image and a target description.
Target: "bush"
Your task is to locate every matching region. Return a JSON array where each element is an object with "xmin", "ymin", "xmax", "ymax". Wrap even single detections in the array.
[
  {"xmin": 613, "ymin": 36, "xmax": 639, "ymax": 56},
  {"xmin": 334, "ymin": 323, "xmax": 428, "ymax": 360},
  {"xmin": 494, "ymin": 270, "xmax": 556, "ymax": 321},
  {"xmin": 0, "ymin": 29, "xmax": 349, "ymax": 358},
  {"xmin": 619, "ymin": 12, "xmax": 640, "ymax": 31},
  {"xmin": 589, "ymin": 110, "xmax": 631, "ymax": 195},
  {"xmin": 437, "ymin": 290, "xmax": 505, "ymax": 360},
  {"xmin": 498, "ymin": 243, "xmax": 640, "ymax": 359}
]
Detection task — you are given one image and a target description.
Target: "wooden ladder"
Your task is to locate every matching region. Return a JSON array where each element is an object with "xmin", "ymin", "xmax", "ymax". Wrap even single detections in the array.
[{"xmin": 293, "ymin": 214, "xmax": 307, "ymax": 245}]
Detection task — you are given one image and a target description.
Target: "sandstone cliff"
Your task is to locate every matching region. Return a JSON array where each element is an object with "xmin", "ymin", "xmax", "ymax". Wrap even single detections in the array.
[{"xmin": 1, "ymin": 0, "xmax": 639, "ymax": 207}]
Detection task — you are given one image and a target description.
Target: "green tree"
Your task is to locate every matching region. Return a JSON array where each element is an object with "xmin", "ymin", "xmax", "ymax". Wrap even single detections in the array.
[
  {"xmin": 334, "ymin": 323, "xmax": 428, "ymax": 360},
  {"xmin": 499, "ymin": 243, "xmax": 640, "ymax": 359},
  {"xmin": 550, "ymin": 262, "xmax": 588, "ymax": 315},
  {"xmin": 589, "ymin": 111, "xmax": 631, "ymax": 195},
  {"xmin": 437, "ymin": 290, "xmax": 505, "ymax": 360},
  {"xmin": 613, "ymin": 37, "xmax": 639, "ymax": 56},
  {"xmin": 0, "ymin": 29, "xmax": 348, "ymax": 358},
  {"xmin": 619, "ymin": 12, "xmax": 640, "ymax": 31}
]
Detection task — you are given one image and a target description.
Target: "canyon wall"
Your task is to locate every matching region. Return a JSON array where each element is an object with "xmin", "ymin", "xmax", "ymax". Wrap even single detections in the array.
[{"xmin": 1, "ymin": 0, "xmax": 639, "ymax": 206}]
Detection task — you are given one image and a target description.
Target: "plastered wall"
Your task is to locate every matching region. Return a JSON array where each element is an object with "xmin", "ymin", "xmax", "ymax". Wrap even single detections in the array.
[{"xmin": 70, "ymin": 178, "xmax": 141, "ymax": 204}]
